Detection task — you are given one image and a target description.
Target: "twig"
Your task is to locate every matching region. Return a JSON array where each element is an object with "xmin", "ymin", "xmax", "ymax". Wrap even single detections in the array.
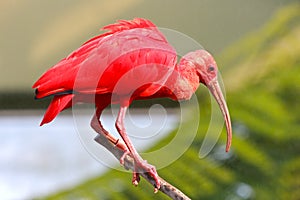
[{"xmin": 94, "ymin": 134, "xmax": 191, "ymax": 200}]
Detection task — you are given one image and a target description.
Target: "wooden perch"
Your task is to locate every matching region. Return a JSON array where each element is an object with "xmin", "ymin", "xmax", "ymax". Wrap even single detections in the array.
[{"xmin": 94, "ymin": 134, "xmax": 191, "ymax": 200}]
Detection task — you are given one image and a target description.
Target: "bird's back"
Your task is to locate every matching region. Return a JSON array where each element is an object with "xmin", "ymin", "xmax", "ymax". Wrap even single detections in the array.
[{"xmin": 33, "ymin": 18, "xmax": 177, "ymax": 99}]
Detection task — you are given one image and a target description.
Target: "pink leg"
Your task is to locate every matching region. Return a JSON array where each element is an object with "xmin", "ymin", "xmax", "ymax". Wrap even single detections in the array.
[
  {"xmin": 91, "ymin": 107, "xmax": 127, "ymax": 152},
  {"xmin": 115, "ymin": 106, "xmax": 160, "ymax": 190}
]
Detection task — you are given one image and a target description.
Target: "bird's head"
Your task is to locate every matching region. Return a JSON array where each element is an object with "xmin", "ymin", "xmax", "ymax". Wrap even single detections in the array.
[{"xmin": 182, "ymin": 49, "xmax": 232, "ymax": 152}]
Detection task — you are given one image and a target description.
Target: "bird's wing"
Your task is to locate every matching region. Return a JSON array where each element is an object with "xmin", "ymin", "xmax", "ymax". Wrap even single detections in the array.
[
  {"xmin": 83, "ymin": 28, "xmax": 177, "ymax": 97},
  {"xmin": 33, "ymin": 18, "xmax": 177, "ymax": 99}
]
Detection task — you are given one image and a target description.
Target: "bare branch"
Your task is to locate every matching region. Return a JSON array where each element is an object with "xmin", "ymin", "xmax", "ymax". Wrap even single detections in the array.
[{"xmin": 94, "ymin": 134, "xmax": 191, "ymax": 200}]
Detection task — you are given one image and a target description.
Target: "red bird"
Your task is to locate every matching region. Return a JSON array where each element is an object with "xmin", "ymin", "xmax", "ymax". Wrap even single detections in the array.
[{"xmin": 33, "ymin": 18, "xmax": 232, "ymax": 190}]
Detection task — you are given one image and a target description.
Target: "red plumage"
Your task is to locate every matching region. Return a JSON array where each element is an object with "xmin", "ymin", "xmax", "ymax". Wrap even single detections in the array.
[
  {"xmin": 33, "ymin": 18, "xmax": 177, "ymax": 125},
  {"xmin": 33, "ymin": 18, "xmax": 232, "ymax": 190}
]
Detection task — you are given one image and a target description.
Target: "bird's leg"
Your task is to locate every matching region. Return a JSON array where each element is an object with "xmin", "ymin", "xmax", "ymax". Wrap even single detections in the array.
[
  {"xmin": 115, "ymin": 105, "xmax": 161, "ymax": 190},
  {"xmin": 91, "ymin": 107, "xmax": 127, "ymax": 152}
]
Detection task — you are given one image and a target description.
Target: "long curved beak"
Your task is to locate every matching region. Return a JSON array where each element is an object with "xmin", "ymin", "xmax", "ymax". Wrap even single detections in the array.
[{"xmin": 207, "ymin": 78, "xmax": 232, "ymax": 152}]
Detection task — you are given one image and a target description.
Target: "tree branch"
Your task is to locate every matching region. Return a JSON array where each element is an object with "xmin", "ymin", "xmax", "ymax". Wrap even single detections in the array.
[{"xmin": 94, "ymin": 134, "xmax": 191, "ymax": 200}]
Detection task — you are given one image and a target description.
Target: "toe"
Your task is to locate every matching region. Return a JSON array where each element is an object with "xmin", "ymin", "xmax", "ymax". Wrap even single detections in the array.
[
  {"xmin": 132, "ymin": 172, "xmax": 140, "ymax": 186},
  {"xmin": 120, "ymin": 151, "xmax": 130, "ymax": 165}
]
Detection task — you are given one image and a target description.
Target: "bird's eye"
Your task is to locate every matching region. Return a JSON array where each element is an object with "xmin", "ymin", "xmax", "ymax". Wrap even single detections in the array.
[{"xmin": 208, "ymin": 65, "xmax": 215, "ymax": 72}]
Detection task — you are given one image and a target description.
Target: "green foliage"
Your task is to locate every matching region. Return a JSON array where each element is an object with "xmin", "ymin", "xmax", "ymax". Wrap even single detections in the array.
[{"xmin": 40, "ymin": 2, "xmax": 300, "ymax": 199}]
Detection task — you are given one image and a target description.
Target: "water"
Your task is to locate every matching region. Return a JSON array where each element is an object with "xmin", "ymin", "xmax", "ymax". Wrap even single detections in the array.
[{"xmin": 0, "ymin": 109, "xmax": 178, "ymax": 199}]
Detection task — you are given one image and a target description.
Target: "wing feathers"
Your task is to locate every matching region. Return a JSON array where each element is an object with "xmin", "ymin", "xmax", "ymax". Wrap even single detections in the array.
[{"xmin": 40, "ymin": 94, "xmax": 73, "ymax": 125}]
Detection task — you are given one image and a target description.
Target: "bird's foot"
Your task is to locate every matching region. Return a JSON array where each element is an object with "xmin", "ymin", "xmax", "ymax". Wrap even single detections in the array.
[
  {"xmin": 133, "ymin": 159, "xmax": 160, "ymax": 192},
  {"xmin": 119, "ymin": 151, "xmax": 160, "ymax": 192}
]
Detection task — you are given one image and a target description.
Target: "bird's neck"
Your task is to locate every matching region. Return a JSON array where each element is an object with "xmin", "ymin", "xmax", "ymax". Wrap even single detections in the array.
[{"xmin": 166, "ymin": 62, "xmax": 200, "ymax": 100}]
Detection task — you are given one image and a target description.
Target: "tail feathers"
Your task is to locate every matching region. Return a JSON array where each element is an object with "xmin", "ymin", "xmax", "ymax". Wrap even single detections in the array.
[{"xmin": 40, "ymin": 94, "xmax": 74, "ymax": 126}]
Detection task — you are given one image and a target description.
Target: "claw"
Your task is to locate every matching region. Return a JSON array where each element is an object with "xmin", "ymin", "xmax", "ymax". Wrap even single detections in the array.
[
  {"xmin": 132, "ymin": 172, "xmax": 140, "ymax": 186},
  {"xmin": 148, "ymin": 166, "xmax": 160, "ymax": 191}
]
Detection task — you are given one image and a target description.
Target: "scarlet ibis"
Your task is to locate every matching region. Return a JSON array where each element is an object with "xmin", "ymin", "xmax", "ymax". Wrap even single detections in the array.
[{"xmin": 33, "ymin": 18, "xmax": 232, "ymax": 190}]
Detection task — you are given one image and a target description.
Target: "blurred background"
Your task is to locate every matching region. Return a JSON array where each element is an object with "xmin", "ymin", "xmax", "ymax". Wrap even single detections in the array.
[{"xmin": 1, "ymin": 0, "xmax": 300, "ymax": 199}]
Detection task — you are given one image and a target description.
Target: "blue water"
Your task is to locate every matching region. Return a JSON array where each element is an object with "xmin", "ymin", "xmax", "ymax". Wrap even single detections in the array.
[{"xmin": 0, "ymin": 109, "xmax": 178, "ymax": 199}]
